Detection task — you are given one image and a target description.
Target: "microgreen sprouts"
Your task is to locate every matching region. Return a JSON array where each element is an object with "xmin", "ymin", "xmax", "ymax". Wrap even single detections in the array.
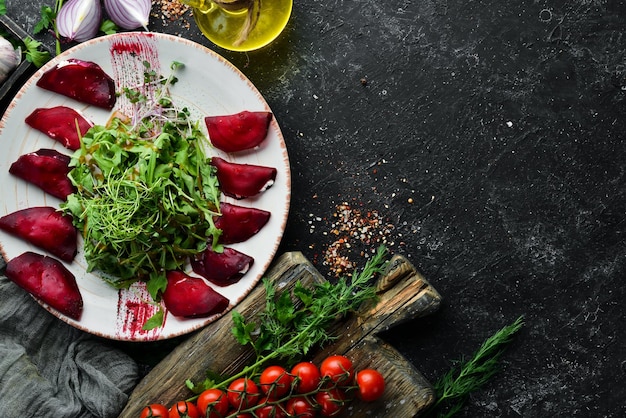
[{"xmin": 61, "ymin": 61, "xmax": 222, "ymax": 309}]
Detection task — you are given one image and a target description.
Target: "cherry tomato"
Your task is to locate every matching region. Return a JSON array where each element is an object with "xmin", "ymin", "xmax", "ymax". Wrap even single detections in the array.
[
  {"xmin": 168, "ymin": 401, "xmax": 200, "ymax": 418},
  {"xmin": 290, "ymin": 361, "xmax": 321, "ymax": 394},
  {"xmin": 356, "ymin": 369, "xmax": 386, "ymax": 402},
  {"xmin": 255, "ymin": 399, "xmax": 287, "ymax": 418},
  {"xmin": 320, "ymin": 355, "xmax": 354, "ymax": 385},
  {"xmin": 140, "ymin": 404, "xmax": 169, "ymax": 418},
  {"xmin": 285, "ymin": 396, "xmax": 316, "ymax": 418},
  {"xmin": 227, "ymin": 378, "xmax": 261, "ymax": 410},
  {"xmin": 260, "ymin": 365, "xmax": 293, "ymax": 399},
  {"xmin": 197, "ymin": 388, "xmax": 229, "ymax": 418},
  {"xmin": 315, "ymin": 388, "xmax": 346, "ymax": 417}
]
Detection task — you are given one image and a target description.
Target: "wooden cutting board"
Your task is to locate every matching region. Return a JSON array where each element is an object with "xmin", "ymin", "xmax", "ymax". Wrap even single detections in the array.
[{"xmin": 119, "ymin": 251, "xmax": 442, "ymax": 417}]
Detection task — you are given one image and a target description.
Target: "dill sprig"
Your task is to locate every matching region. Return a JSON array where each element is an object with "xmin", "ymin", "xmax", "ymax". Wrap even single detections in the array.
[
  {"xmin": 188, "ymin": 245, "xmax": 388, "ymax": 393},
  {"xmin": 426, "ymin": 316, "xmax": 525, "ymax": 417}
]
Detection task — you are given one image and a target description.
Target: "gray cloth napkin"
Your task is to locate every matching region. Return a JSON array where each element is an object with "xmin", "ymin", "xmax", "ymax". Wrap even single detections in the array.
[{"xmin": 0, "ymin": 270, "xmax": 139, "ymax": 418}]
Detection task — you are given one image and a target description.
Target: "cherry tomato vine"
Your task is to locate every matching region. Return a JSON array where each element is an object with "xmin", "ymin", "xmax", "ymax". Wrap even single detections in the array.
[
  {"xmin": 139, "ymin": 248, "xmax": 389, "ymax": 418},
  {"xmin": 138, "ymin": 355, "xmax": 386, "ymax": 418}
]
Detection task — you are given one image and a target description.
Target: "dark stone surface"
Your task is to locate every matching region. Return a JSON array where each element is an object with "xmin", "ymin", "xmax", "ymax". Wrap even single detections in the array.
[{"xmin": 4, "ymin": 0, "xmax": 626, "ymax": 416}]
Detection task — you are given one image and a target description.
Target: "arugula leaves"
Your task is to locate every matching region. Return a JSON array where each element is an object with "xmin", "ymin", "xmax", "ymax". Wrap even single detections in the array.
[{"xmin": 61, "ymin": 62, "xmax": 222, "ymax": 301}]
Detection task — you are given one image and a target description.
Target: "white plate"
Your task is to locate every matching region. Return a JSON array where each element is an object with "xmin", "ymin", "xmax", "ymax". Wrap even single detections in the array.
[{"xmin": 0, "ymin": 32, "xmax": 290, "ymax": 341}]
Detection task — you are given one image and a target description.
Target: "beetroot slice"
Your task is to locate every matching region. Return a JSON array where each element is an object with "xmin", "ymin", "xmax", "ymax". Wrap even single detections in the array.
[
  {"xmin": 36, "ymin": 59, "xmax": 116, "ymax": 109},
  {"xmin": 5, "ymin": 252, "xmax": 83, "ymax": 320},
  {"xmin": 25, "ymin": 106, "xmax": 93, "ymax": 150},
  {"xmin": 191, "ymin": 246, "xmax": 254, "ymax": 287},
  {"xmin": 214, "ymin": 202, "xmax": 271, "ymax": 244},
  {"xmin": 0, "ymin": 206, "xmax": 78, "ymax": 262},
  {"xmin": 205, "ymin": 110, "xmax": 272, "ymax": 152},
  {"xmin": 211, "ymin": 156, "xmax": 277, "ymax": 199},
  {"xmin": 162, "ymin": 270, "xmax": 229, "ymax": 318},
  {"xmin": 9, "ymin": 149, "xmax": 76, "ymax": 200}
]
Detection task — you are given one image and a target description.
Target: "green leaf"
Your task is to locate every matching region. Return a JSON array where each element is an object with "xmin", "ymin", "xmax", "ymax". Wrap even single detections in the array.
[
  {"xmin": 185, "ymin": 367, "xmax": 225, "ymax": 394},
  {"xmin": 275, "ymin": 291, "xmax": 295, "ymax": 325},
  {"xmin": 185, "ymin": 378, "xmax": 197, "ymax": 392},
  {"xmin": 171, "ymin": 61, "xmax": 184, "ymax": 71},
  {"xmin": 99, "ymin": 19, "xmax": 118, "ymax": 35},
  {"xmin": 146, "ymin": 272, "xmax": 168, "ymax": 301},
  {"xmin": 293, "ymin": 281, "xmax": 313, "ymax": 306},
  {"xmin": 185, "ymin": 375, "xmax": 216, "ymax": 394},
  {"xmin": 252, "ymin": 250, "xmax": 384, "ymax": 362},
  {"xmin": 33, "ymin": 5, "xmax": 55, "ymax": 34},
  {"xmin": 142, "ymin": 308, "xmax": 164, "ymax": 331},
  {"xmin": 232, "ymin": 311, "xmax": 255, "ymax": 346},
  {"xmin": 23, "ymin": 37, "xmax": 50, "ymax": 67},
  {"xmin": 0, "ymin": 0, "xmax": 7, "ymax": 16}
]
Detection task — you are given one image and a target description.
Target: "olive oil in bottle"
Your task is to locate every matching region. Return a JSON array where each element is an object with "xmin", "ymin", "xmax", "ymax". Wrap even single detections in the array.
[{"xmin": 182, "ymin": 0, "xmax": 293, "ymax": 51}]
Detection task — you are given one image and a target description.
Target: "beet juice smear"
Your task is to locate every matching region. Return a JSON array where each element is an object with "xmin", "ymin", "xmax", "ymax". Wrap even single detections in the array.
[
  {"xmin": 109, "ymin": 33, "xmax": 160, "ymax": 118},
  {"xmin": 108, "ymin": 34, "xmax": 164, "ymax": 340},
  {"xmin": 116, "ymin": 282, "xmax": 163, "ymax": 340}
]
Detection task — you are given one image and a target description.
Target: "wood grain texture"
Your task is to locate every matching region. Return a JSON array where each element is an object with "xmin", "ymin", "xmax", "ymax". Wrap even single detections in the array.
[
  {"xmin": 119, "ymin": 252, "xmax": 441, "ymax": 417},
  {"xmin": 310, "ymin": 255, "xmax": 442, "ymax": 417}
]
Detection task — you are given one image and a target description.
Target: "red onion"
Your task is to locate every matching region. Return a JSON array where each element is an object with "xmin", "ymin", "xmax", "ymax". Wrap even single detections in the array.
[
  {"xmin": 103, "ymin": 0, "xmax": 151, "ymax": 30},
  {"xmin": 56, "ymin": 0, "xmax": 102, "ymax": 42}
]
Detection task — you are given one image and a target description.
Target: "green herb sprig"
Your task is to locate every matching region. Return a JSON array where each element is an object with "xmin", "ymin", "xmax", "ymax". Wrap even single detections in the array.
[
  {"xmin": 33, "ymin": 0, "xmax": 62, "ymax": 55},
  {"xmin": 22, "ymin": 37, "xmax": 50, "ymax": 67},
  {"xmin": 426, "ymin": 316, "xmax": 525, "ymax": 417},
  {"xmin": 0, "ymin": 1, "xmax": 51, "ymax": 67},
  {"xmin": 187, "ymin": 245, "xmax": 389, "ymax": 393}
]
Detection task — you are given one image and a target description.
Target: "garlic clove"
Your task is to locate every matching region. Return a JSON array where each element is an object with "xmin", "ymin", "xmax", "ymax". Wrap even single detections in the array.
[{"xmin": 0, "ymin": 36, "xmax": 21, "ymax": 84}]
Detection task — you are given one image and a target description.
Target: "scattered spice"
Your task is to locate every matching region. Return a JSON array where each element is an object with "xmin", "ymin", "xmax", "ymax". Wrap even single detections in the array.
[
  {"xmin": 151, "ymin": 0, "xmax": 193, "ymax": 30},
  {"xmin": 312, "ymin": 202, "xmax": 395, "ymax": 278}
]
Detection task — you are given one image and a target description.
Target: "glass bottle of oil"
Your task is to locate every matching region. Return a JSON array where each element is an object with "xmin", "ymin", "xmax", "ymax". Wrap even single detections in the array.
[{"xmin": 180, "ymin": 0, "xmax": 293, "ymax": 52}]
